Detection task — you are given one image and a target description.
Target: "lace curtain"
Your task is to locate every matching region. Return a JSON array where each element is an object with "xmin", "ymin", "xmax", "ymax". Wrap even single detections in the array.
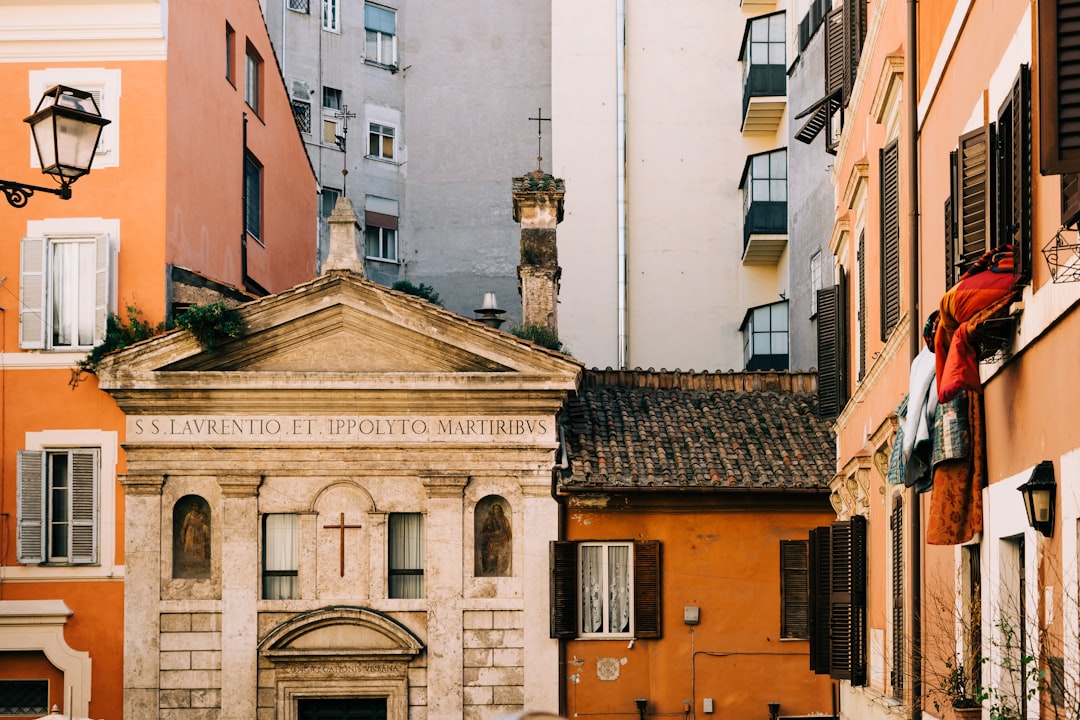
[{"xmin": 581, "ymin": 544, "xmax": 630, "ymax": 633}]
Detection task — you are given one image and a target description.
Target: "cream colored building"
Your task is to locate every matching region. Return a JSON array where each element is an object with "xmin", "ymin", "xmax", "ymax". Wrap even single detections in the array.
[{"xmin": 97, "ymin": 253, "xmax": 581, "ymax": 719}]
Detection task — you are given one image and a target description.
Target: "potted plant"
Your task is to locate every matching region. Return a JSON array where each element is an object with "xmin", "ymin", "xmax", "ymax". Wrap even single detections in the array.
[{"xmin": 942, "ymin": 660, "xmax": 985, "ymax": 720}]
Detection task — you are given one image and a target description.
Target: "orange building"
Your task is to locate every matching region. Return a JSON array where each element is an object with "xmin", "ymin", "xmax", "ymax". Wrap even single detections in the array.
[
  {"xmin": 554, "ymin": 369, "xmax": 837, "ymax": 719},
  {"xmin": 0, "ymin": 1, "xmax": 316, "ymax": 718}
]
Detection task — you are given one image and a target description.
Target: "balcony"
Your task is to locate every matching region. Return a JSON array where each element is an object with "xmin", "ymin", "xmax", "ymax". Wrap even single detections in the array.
[
  {"xmin": 741, "ymin": 64, "xmax": 787, "ymax": 134},
  {"xmin": 742, "ymin": 200, "xmax": 787, "ymax": 265},
  {"xmin": 740, "ymin": 0, "xmax": 777, "ymax": 8}
]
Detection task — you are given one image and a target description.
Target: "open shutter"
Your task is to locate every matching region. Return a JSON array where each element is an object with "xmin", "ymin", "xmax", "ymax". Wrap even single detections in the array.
[
  {"xmin": 633, "ymin": 540, "xmax": 662, "ymax": 639},
  {"xmin": 93, "ymin": 234, "xmax": 111, "ymax": 346},
  {"xmin": 550, "ymin": 541, "xmax": 578, "ymax": 639},
  {"xmin": 890, "ymin": 497, "xmax": 904, "ymax": 698},
  {"xmin": 945, "ymin": 150, "xmax": 960, "ymax": 286},
  {"xmin": 843, "ymin": 0, "xmax": 868, "ymax": 101},
  {"xmin": 1038, "ymin": 0, "xmax": 1080, "ymax": 175},
  {"xmin": 957, "ymin": 124, "xmax": 996, "ymax": 276},
  {"xmin": 17, "ymin": 451, "xmax": 46, "ymax": 564},
  {"xmin": 781, "ymin": 540, "xmax": 810, "ymax": 639},
  {"xmin": 19, "ymin": 237, "xmax": 47, "ymax": 350},
  {"xmin": 808, "ymin": 526, "xmax": 832, "ymax": 673},
  {"xmin": 829, "ymin": 515, "xmax": 867, "ymax": 686},
  {"xmin": 879, "ymin": 141, "xmax": 901, "ymax": 340},
  {"xmin": 69, "ymin": 449, "xmax": 99, "ymax": 564},
  {"xmin": 816, "ymin": 268, "xmax": 848, "ymax": 419},
  {"xmin": 824, "ymin": 7, "xmax": 845, "ymax": 101},
  {"xmin": 997, "ymin": 65, "xmax": 1032, "ymax": 283}
]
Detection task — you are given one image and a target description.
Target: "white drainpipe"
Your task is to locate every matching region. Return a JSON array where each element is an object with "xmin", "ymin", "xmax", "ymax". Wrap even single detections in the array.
[{"xmin": 616, "ymin": 0, "xmax": 629, "ymax": 368}]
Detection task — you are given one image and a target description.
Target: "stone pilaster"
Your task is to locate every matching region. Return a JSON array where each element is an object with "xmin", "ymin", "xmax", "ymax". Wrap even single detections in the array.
[
  {"xmin": 521, "ymin": 476, "xmax": 561, "ymax": 712},
  {"xmin": 218, "ymin": 475, "xmax": 261, "ymax": 720},
  {"xmin": 512, "ymin": 171, "xmax": 565, "ymax": 334}
]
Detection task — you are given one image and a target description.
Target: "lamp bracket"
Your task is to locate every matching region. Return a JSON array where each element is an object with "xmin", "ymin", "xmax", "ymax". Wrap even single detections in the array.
[{"xmin": 0, "ymin": 178, "xmax": 70, "ymax": 208}]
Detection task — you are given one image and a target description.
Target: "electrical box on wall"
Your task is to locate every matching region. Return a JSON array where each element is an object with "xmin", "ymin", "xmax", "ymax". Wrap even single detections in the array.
[
  {"xmin": 703, "ymin": 698, "xmax": 714, "ymax": 714},
  {"xmin": 683, "ymin": 605, "xmax": 700, "ymax": 625}
]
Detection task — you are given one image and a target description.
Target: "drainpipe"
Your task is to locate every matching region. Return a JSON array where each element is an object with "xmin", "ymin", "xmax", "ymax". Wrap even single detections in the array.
[
  {"xmin": 906, "ymin": 1, "xmax": 922, "ymax": 719},
  {"xmin": 616, "ymin": 0, "xmax": 629, "ymax": 368},
  {"xmin": 241, "ymin": 111, "xmax": 250, "ymax": 289}
]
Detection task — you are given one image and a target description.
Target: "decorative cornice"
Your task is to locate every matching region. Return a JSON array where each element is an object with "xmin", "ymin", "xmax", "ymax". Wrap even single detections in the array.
[
  {"xmin": 869, "ymin": 54, "xmax": 906, "ymax": 125},
  {"xmin": 217, "ymin": 475, "xmax": 263, "ymax": 498},
  {"xmin": 421, "ymin": 475, "xmax": 470, "ymax": 498},
  {"xmin": 842, "ymin": 160, "xmax": 870, "ymax": 212},
  {"xmin": 829, "ymin": 217, "xmax": 851, "ymax": 258},
  {"xmin": 0, "ymin": 2, "xmax": 166, "ymax": 62},
  {"xmin": 119, "ymin": 473, "xmax": 164, "ymax": 496}
]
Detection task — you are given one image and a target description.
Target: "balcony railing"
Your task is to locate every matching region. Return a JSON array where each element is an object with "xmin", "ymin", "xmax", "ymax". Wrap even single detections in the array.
[
  {"xmin": 741, "ymin": 64, "xmax": 787, "ymax": 133},
  {"xmin": 742, "ymin": 199, "xmax": 788, "ymax": 264}
]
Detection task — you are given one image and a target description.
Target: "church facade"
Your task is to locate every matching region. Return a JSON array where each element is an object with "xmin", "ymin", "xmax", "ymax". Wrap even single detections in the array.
[{"xmin": 97, "ymin": 269, "xmax": 580, "ymax": 720}]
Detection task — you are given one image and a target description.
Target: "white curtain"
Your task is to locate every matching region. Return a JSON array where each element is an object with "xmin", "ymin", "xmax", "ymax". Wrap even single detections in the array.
[
  {"xmin": 608, "ymin": 545, "xmax": 631, "ymax": 633},
  {"xmin": 581, "ymin": 545, "xmax": 604, "ymax": 633},
  {"xmin": 50, "ymin": 241, "xmax": 95, "ymax": 347},
  {"xmin": 389, "ymin": 513, "xmax": 424, "ymax": 598},
  {"xmin": 263, "ymin": 514, "xmax": 298, "ymax": 599}
]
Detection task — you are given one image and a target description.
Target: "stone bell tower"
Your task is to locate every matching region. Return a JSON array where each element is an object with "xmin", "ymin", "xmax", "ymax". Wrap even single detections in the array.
[{"xmin": 511, "ymin": 170, "xmax": 565, "ymax": 334}]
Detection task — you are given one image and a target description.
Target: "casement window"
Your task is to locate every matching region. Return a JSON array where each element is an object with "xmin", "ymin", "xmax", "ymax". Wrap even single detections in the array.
[
  {"xmin": 226, "ymin": 23, "xmax": 236, "ymax": 85},
  {"xmin": 879, "ymin": 140, "xmax": 901, "ymax": 340},
  {"xmin": 365, "ymin": 3, "xmax": 397, "ymax": 67},
  {"xmin": 244, "ymin": 153, "xmax": 262, "ymax": 243},
  {"xmin": 741, "ymin": 300, "xmax": 789, "ymax": 371},
  {"xmin": 263, "ymin": 514, "xmax": 299, "ymax": 600},
  {"xmin": 320, "ymin": 187, "xmax": 341, "ymax": 217},
  {"xmin": 368, "ymin": 122, "xmax": 396, "ymax": 161},
  {"xmin": 945, "ymin": 65, "xmax": 1031, "ymax": 286},
  {"xmin": 810, "ymin": 250, "xmax": 823, "ymax": 317},
  {"xmin": 322, "ymin": 0, "xmax": 339, "ymax": 32},
  {"xmin": 816, "ymin": 268, "xmax": 848, "ymax": 419},
  {"xmin": 808, "ymin": 515, "xmax": 867, "ymax": 686},
  {"xmin": 364, "ymin": 195, "xmax": 399, "ymax": 261},
  {"xmin": 550, "ymin": 540, "xmax": 661, "ymax": 640},
  {"xmin": 890, "ymin": 496, "xmax": 904, "ymax": 698},
  {"xmin": 0, "ymin": 680, "xmax": 48, "ymax": 716},
  {"xmin": 291, "ymin": 99, "xmax": 312, "ymax": 134},
  {"xmin": 288, "ymin": 0, "xmax": 310, "ymax": 13},
  {"xmin": 1038, "ymin": 0, "xmax": 1080, "ymax": 180},
  {"xmin": 245, "ymin": 42, "xmax": 262, "ymax": 114},
  {"xmin": 20, "ymin": 235, "xmax": 112, "ymax": 351},
  {"xmin": 781, "ymin": 540, "xmax": 810, "ymax": 639},
  {"xmin": 17, "ymin": 449, "xmax": 100, "ymax": 565},
  {"xmin": 857, "ymin": 233, "xmax": 866, "ymax": 381},
  {"xmin": 388, "ymin": 513, "xmax": 424, "ymax": 599},
  {"xmin": 322, "ymin": 87, "xmax": 343, "ymax": 146}
]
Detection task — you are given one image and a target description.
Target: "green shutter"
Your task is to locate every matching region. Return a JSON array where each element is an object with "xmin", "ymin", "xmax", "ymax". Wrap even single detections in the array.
[
  {"xmin": 550, "ymin": 541, "xmax": 578, "ymax": 639},
  {"xmin": 17, "ymin": 451, "xmax": 46, "ymax": 564},
  {"xmin": 19, "ymin": 237, "xmax": 47, "ymax": 350},
  {"xmin": 633, "ymin": 540, "xmax": 662, "ymax": 639}
]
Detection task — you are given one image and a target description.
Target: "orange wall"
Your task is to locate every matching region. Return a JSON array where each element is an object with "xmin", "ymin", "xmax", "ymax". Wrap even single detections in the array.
[
  {"xmin": 0, "ymin": 651, "xmax": 64, "ymax": 718},
  {"xmin": 563, "ymin": 500, "xmax": 835, "ymax": 719}
]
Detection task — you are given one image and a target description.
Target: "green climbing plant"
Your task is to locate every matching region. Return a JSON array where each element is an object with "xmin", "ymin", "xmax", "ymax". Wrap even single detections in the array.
[
  {"xmin": 392, "ymin": 279, "xmax": 443, "ymax": 307},
  {"xmin": 174, "ymin": 301, "xmax": 244, "ymax": 351},
  {"xmin": 72, "ymin": 303, "xmax": 164, "ymax": 387}
]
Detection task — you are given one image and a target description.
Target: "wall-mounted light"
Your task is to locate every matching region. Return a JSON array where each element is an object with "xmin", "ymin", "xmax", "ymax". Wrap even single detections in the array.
[
  {"xmin": 1018, "ymin": 460, "xmax": 1056, "ymax": 537},
  {"xmin": 1, "ymin": 85, "xmax": 110, "ymax": 208},
  {"xmin": 635, "ymin": 698, "xmax": 648, "ymax": 720},
  {"xmin": 767, "ymin": 702, "xmax": 780, "ymax": 720}
]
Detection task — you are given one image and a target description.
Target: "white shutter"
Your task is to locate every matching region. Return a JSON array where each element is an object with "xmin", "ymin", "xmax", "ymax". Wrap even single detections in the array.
[
  {"xmin": 19, "ymin": 237, "xmax": 47, "ymax": 349},
  {"xmin": 69, "ymin": 449, "xmax": 99, "ymax": 564},
  {"xmin": 94, "ymin": 234, "xmax": 111, "ymax": 345},
  {"xmin": 17, "ymin": 451, "xmax": 46, "ymax": 564}
]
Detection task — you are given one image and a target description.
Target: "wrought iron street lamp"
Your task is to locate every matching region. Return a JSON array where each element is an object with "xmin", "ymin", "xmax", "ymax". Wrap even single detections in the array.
[
  {"xmin": 1, "ymin": 85, "xmax": 111, "ymax": 208},
  {"xmin": 1018, "ymin": 460, "xmax": 1056, "ymax": 537}
]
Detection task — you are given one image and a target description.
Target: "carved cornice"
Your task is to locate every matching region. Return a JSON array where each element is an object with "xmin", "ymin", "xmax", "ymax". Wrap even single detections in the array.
[
  {"xmin": 119, "ymin": 474, "xmax": 164, "ymax": 496},
  {"xmin": 421, "ymin": 475, "xmax": 470, "ymax": 498},
  {"xmin": 217, "ymin": 475, "xmax": 263, "ymax": 498}
]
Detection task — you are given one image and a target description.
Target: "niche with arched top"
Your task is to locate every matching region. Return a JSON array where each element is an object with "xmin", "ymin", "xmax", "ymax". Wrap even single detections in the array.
[
  {"xmin": 173, "ymin": 495, "xmax": 211, "ymax": 579},
  {"xmin": 474, "ymin": 495, "xmax": 512, "ymax": 576}
]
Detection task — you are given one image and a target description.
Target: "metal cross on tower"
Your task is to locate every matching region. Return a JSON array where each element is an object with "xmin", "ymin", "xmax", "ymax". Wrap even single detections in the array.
[
  {"xmin": 333, "ymin": 104, "xmax": 357, "ymax": 192},
  {"xmin": 528, "ymin": 107, "xmax": 551, "ymax": 172}
]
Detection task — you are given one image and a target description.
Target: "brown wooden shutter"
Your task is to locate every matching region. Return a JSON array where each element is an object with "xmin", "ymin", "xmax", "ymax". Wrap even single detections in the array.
[
  {"xmin": 880, "ymin": 140, "xmax": 901, "ymax": 340},
  {"xmin": 781, "ymin": 540, "xmax": 810, "ymax": 639},
  {"xmin": 825, "ymin": 7, "xmax": 845, "ymax": 100},
  {"xmin": 857, "ymin": 232, "xmax": 866, "ymax": 382},
  {"xmin": 997, "ymin": 64, "xmax": 1032, "ymax": 283},
  {"xmin": 829, "ymin": 515, "xmax": 867, "ymax": 686},
  {"xmin": 1038, "ymin": 0, "xmax": 1080, "ymax": 175},
  {"xmin": 816, "ymin": 268, "xmax": 848, "ymax": 419},
  {"xmin": 890, "ymin": 497, "xmax": 904, "ymax": 698},
  {"xmin": 945, "ymin": 150, "xmax": 960, "ymax": 286},
  {"xmin": 633, "ymin": 540, "xmax": 662, "ymax": 639},
  {"xmin": 808, "ymin": 526, "xmax": 832, "ymax": 673},
  {"xmin": 1063, "ymin": 173, "xmax": 1080, "ymax": 227},
  {"xmin": 957, "ymin": 124, "xmax": 996, "ymax": 276},
  {"xmin": 550, "ymin": 541, "xmax": 578, "ymax": 638},
  {"xmin": 843, "ymin": 0, "xmax": 868, "ymax": 102}
]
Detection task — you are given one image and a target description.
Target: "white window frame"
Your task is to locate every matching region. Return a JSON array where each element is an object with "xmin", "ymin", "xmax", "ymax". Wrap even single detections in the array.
[
  {"xmin": 364, "ymin": 3, "xmax": 397, "ymax": 66},
  {"xmin": 368, "ymin": 121, "xmax": 396, "ymax": 161},
  {"xmin": 29, "ymin": 68, "xmax": 120, "ymax": 169},
  {"xmin": 364, "ymin": 226, "xmax": 397, "ymax": 262},
  {"xmin": 578, "ymin": 541, "xmax": 634, "ymax": 638},
  {"xmin": 810, "ymin": 250, "xmax": 822, "ymax": 317},
  {"xmin": 322, "ymin": 0, "xmax": 340, "ymax": 32},
  {"xmin": 245, "ymin": 43, "xmax": 262, "ymax": 114},
  {"xmin": 322, "ymin": 87, "xmax": 343, "ymax": 147}
]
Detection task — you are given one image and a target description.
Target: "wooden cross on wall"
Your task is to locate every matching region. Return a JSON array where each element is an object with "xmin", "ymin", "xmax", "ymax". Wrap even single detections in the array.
[{"xmin": 322, "ymin": 511, "xmax": 362, "ymax": 577}]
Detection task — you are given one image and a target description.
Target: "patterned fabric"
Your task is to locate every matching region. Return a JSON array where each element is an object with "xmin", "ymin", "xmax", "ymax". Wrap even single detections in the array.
[
  {"xmin": 887, "ymin": 396, "xmax": 907, "ymax": 485},
  {"xmin": 927, "ymin": 393, "xmax": 986, "ymax": 545},
  {"xmin": 932, "ymin": 392, "xmax": 970, "ymax": 466}
]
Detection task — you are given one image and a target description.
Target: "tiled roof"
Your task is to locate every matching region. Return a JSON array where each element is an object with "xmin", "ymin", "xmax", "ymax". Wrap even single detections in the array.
[{"xmin": 560, "ymin": 369, "xmax": 835, "ymax": 491}]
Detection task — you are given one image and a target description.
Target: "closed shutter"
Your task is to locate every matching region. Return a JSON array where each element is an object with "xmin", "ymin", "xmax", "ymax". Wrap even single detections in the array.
[
  {"xmin": 816, "ymin": 268, "xmax": 848, "ymax": 419},
  {"xmin": 879, "ymin": 140, "xmax": 901, "ymax": 340},
  {"xmin": 781, "ymin": 540, "xmax": 810, "ymax": 639},
  {"xmin": 957, "ymin": 125, "xmax": 996, "ymax": 276},
  {"xmin": 19, "ymin": 237, "xmax": 47, "ymax": 350},
  {"xmin": 93, "ymin": 235, "xmax": 111, "ymax": 345},
  {"xmin": 69, "ymin": 449, "xmax": 99, "ymax": 564},
  {"xmin": 824, "ymin": 7, "xmax": 845, "ymax": 100},
  {"xmin": 550, "ymin": 541, "xmax": 578, "ymax": 639},
  {"xmin": 997, "ymin": 65, "xmax": 1032, "ymax": 283},
  {"xmin": 829, "ymin": 515, "xmax": 867, "ymax": 686},
  {"xmin": 1038, "ymin": 0, "xmax": 1080, "ymax": 175},
  {"xmin": 857, "ymin": 233, "xmax": 866, "ymax": 381},
  {"xmin": 843, "ymin": 0, "xmax": 868, "ymax": 102},
  {"xmin": 633, "ymin": 540, "xmax": 662, "ymax": 639},
  {"xmin": 890, "ymin": 497, "xmax": 904, "ymax": 698},
  {"xmin": 945, "ymin": 150, "xmax": 960, "ymax": 286},
  {"xmin": 17, "ymin": 451, "xmax": 46, "ymax": 564},
  {"xmin": 808, "ymin": 526, "xmax": 831, "ymax": 673}
]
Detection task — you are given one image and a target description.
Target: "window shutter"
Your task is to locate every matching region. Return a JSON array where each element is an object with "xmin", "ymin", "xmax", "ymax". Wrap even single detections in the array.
[
  {"xmin": 857, "ymin": 233, "xmax": 866, "ymax": 382},
  {"xmin": 17, "ymin": 451, "xmax": 46, "ymax": 564},
  {"xmin": 1037, "ymin": 0, "xmax": 1080, "ymax": 175},
  {"xmin": 945, "ymin": 150, "xmax": 960, "ymax": 286},
  {"xmin": 808, "ymin": 526, "xmax": 831, "ymax": 673},
  {"xmin": 816, "ymin": 268, "xmax": 848, "ymax": 419},
  {"xmin": 1063, "ymin": 172, "xmax": 1080, "ymax": 227},
  {"xmin": 19, "ymin": 237, "xmax": 47, "ymax": 350},
  {"xmin": 781, "ymin": 540, "xmax": 810, "ymax": 639},
  {"xmin": 879, "ymin": 140, "xmax": 901, "ymax": 340},
  {"xmin": 829, "ymin": 515, "xmax": 867, "ymax": 686},
  {"xmin": 957, "ymin": 124, "xmax": 996, "ymax": 276},
  {"xmin": 94, "ymin": 235, "xmax": 111, "ymax": 346},
  {"xmin": 997, "ymin": 65, "xmax": 1032, "ymax": 283},
  {"xmin": 824, "ymin": 7, "xmax": 845, "ymax": 100},
  {"xmin": 843, "ymin": 0, "xmax": 868, "ymax": 102},
  {"xmin": 890, "ymin": 497, "xmax": 904, "ymax": 697},
  {"xmin": 633, "ymin": 540, "xmax": 662, "ymax": 639},
  {"xmin": 550, "ymin": 541, "xmax": 578, "ymax": 639},
  {"xmin": 69, "ymin": 450, "xmax": 99, "ymax": 564}
]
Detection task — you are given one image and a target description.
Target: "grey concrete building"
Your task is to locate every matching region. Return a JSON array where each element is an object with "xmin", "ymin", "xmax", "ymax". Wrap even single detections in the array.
[{"xmin": 263, "ymin": 0, "xmax": 552, "ymax": 327}]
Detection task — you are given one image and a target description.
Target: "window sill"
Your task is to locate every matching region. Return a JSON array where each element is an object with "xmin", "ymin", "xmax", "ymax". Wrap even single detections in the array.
[
  {"xmin": 365, "ymin": 256, "xmax": 400, "ymax": 265},
  {"xmin": 364, "ymin": 60, "xmax": 399, "ymax": 73},
  {"xmin": 365, "ymin": 154, "xmax": 399, "ymax": 166}
]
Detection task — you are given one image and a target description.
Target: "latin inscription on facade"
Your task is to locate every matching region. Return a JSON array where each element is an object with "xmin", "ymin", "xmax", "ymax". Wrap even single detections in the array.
[{"xmin": 127, "ymin": 415, "xmax": 553, "ymax": 444}]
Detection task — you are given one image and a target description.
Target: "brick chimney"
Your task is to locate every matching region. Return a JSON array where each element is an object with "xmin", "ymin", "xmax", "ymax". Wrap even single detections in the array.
[
  {"xmin": 512, "ymin": 170, "xmax": 565, "ymax": 334},
  {"xmin": 323, "ymin": 196, "xmax": 365, "ymax": 276}
]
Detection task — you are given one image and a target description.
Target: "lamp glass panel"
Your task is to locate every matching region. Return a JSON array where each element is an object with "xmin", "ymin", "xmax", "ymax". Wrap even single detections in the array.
[{"xmin": 54, "ymin": 114, "xmax": 102, "ymax": 176}]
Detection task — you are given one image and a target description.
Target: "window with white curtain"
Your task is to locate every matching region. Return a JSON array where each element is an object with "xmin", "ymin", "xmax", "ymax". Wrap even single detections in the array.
[
  {"xmin": 389, "ymin": 513, "xmax": 424, "ymax": 599},
  {"xmin": 365, "ymin": 3, "xmax": 397, "ymax": 66},
  {"xmin": 579, "ymin": 542, "xmax": 632, "ymax": 636},
  {"xmin": 263, "ymin": 513, "xmax": 299, "ymax": 599}
]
